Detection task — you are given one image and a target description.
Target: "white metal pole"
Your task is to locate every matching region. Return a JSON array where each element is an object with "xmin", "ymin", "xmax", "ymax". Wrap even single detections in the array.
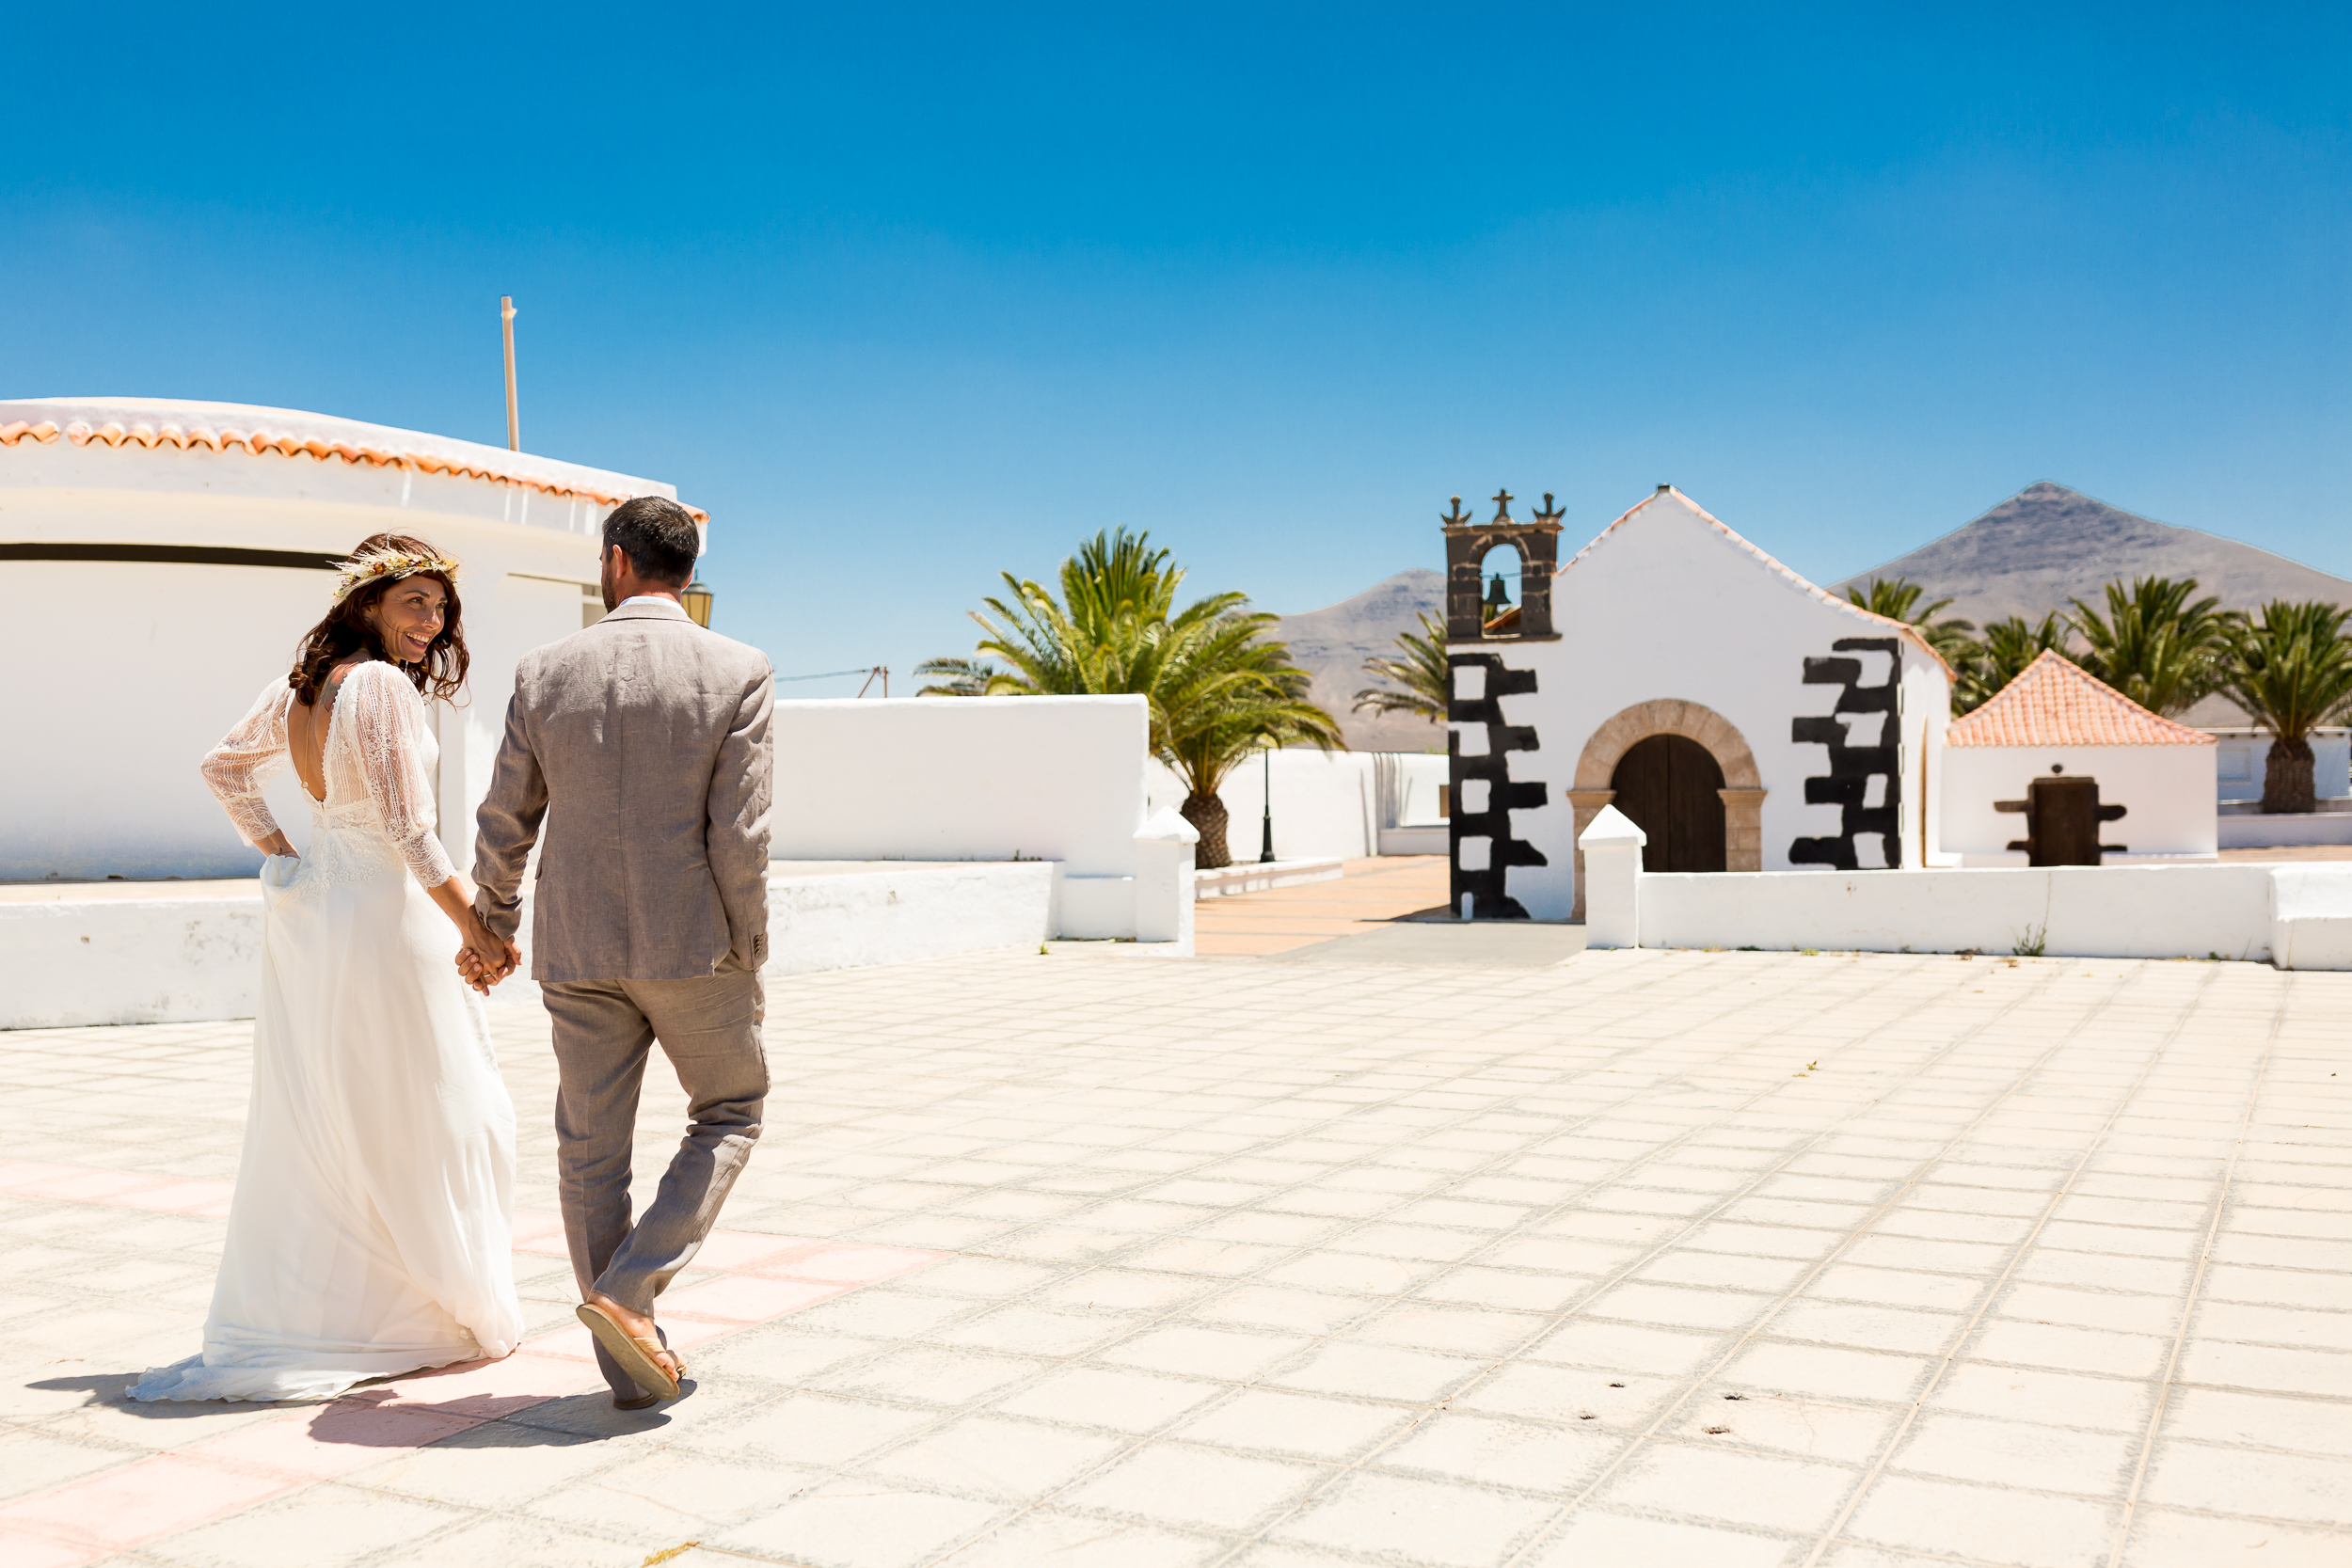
[{"xmin": 501, "ymin": 296, "xmax": 520, "ymax": 452}]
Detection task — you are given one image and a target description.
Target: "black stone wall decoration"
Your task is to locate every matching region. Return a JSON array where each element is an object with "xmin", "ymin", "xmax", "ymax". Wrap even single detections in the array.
[
  {"xmin": 1789, "ymin": 637, "xmax": 1903, "ymax": 870},
  {"xmin": 1448, "ymin": 652, "xmax": 1549, "ymax": 919}
]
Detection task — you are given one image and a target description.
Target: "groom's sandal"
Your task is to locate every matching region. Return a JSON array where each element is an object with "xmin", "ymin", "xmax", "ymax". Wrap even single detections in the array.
[{"xmin": 575, "ymin": 1302, "xmax": 684, "ymax": 1402}]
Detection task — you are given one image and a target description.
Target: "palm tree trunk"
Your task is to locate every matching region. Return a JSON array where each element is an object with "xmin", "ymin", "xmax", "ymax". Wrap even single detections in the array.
[
  {"xmin": 1182, "ymin": 790, "xmax": 1232, "ymax": 870},
  {"xmin": 2262, "ymin": 735, "xmax": 2317, "ymax": 815}
]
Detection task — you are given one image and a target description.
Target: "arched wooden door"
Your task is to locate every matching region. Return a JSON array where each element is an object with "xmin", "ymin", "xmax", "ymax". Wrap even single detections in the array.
[{"xmin": 1609, "ymin": 734, "xmax": 1727, "ymax": 873}]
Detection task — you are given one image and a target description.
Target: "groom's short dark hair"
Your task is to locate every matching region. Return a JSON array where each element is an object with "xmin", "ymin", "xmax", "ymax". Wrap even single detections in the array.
[{"xmin": 604, "ymin": 497, "xmax": 701, "ymax": 587}]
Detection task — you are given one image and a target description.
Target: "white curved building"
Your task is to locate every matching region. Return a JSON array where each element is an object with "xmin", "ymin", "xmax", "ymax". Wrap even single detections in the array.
[{"xmin": 1, "ymin": 398, "xmax": 700, "ymax": 880}]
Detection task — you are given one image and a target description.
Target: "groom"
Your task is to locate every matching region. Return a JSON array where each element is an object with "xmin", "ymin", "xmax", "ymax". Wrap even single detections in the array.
[{"xmin": 465, "ymin": 495, "xmax": 775, "ymax": 1409}]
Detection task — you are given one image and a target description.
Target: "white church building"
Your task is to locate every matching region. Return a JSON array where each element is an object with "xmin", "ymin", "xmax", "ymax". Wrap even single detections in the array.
[
  {"xmin": 0, "ymin": 397, "xmax": 694, "ymax": 881},
  {"xmin": 1444, "ymin": 485, "xmax": 1954, "ymax": 921}
]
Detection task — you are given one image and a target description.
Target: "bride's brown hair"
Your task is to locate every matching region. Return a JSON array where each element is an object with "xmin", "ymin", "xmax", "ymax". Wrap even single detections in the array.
[{"xmin": 289, "ymin": 532, "xmax": 469, "ymax": 705}]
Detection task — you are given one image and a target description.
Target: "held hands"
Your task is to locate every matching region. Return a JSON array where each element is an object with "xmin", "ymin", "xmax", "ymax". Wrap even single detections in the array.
[{"xmin": 454, "ymin": 917, "xmax": 522, "ymax": 996}]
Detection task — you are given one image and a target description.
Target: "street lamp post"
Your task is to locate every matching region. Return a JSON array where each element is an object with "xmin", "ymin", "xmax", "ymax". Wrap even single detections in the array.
[
  {"xmin": 1258, "ymin": 748, "xmax": 1276, "ymax": 863},
  {"xmin": 679, "ymin": 576, "xmax": 714, "ymax": 628}
]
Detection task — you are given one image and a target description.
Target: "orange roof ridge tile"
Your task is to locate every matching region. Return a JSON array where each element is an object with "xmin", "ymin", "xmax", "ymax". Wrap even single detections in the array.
[
  {"xmin": 0, "ymin": 397, "xmax": 706, "ymax": 523},
  {"xmin": 1947, "ymin": 649, "xmax": 2215, "ymax": 747}
]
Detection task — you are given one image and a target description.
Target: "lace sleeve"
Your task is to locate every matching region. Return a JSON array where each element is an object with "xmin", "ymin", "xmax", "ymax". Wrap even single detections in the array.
[
  {"xmin": 200, "ymin": 679, "xmax": 294, "ymax": 847},
  {"xmin": 343, "ymin": 662, "xmax": 457, "ymax": 888}
]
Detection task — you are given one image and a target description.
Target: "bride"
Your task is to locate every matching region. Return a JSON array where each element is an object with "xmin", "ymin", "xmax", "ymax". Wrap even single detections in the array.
[{"xmin": 132, "ymin": 533, "xmax": 526, "ymax": 1402}]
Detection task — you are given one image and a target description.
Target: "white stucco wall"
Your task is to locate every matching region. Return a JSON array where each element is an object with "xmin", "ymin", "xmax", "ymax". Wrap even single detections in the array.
[
  {"xmin": 1, "ymin": 410, "xmax": 675, "ymax": 880},
  {"xmin": 770, "ymin": 694, "xmax": 1168, "ymax": 940},
  {"xmin": 1578, "ymin": 854, "xmax": 2352, "ymax": 969},
  {"xmin": 1941, "ymin": 746, "xmax": 2219, "ymax": 861},
  {"xmin": 1450, "ymin": 491, "xmax": 1953, "ymax": 920},
  {"xmin": 1145, "ymin": 750, "xmax": 1448, "ymax": 862},
  {"xmin": 2212, "ymin": 729, "xmax": 2351, "ymax": 802}
]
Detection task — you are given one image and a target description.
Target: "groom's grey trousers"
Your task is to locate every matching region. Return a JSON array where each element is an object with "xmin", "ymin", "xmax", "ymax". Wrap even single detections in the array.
[
  {"xmin": 469, "ymin": 595, "xmax": 779, "ymax": 1402},
  {"xmin": 542, "ymin": 958, "xmax": 768, "ymax": 1397}
]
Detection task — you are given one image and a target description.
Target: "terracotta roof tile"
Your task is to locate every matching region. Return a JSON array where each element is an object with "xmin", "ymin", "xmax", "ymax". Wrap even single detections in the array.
[
  {"xmin": 0, "ymin": 398, "xmax": 705, "ymax": 523},
  {"xmin": 1947, "ymin": 649, "xmax": 2215, "ymax": 747}
]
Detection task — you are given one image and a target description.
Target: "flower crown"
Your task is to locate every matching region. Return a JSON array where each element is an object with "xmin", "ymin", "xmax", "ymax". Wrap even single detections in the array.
[{"xmin": 330, "ymin": 545, "xmax": 462, "ymax": 606}]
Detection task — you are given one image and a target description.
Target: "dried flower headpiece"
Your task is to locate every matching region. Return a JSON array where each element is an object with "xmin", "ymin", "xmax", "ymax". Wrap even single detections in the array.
[{"xmin": 329, "ymin": 544, "xmax": 463, "ymax": 606}]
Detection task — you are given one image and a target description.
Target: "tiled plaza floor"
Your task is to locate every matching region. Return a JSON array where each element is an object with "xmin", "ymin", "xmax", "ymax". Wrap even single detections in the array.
[{"xmin": 3, "ymin": 945, "xmax": 2350, "ymax": 1567}]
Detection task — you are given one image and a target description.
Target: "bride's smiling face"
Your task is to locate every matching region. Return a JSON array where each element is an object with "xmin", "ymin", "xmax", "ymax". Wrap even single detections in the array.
[{"xmin": 366, "ymin": 578, "xmax": 449, "ymax": 665}]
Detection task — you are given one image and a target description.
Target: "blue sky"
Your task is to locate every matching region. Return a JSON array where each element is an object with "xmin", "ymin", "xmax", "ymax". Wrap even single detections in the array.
[{"xmin": 8, "ymin": 3, "xmax": 2347, "ymax": 689}]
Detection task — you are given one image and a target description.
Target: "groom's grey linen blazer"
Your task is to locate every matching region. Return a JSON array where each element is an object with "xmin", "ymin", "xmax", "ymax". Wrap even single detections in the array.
[{"xmin": 471, "ymin": 598, "xmax": 774, "ymax": 982}]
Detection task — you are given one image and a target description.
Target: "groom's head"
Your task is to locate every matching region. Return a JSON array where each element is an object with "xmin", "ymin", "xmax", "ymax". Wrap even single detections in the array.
[{"xmin": 601, "ymin": 498, "xmax": 702, "ymax": 611}]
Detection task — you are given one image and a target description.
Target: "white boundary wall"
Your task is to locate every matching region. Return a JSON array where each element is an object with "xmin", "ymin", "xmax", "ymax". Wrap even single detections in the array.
[
  {"xmin": 1941, "ymin": 745, "xmax": 2218, "ymax": 863},
  {"xmin": 1576, "ymin": 833, "xmax": 2352, "ymax": 969},
  {"xmin": 0, "ymin": 861, "xmax": 1073, "ymax": 1030},
  {"xmin": 771, "ymin": 695, "xmax": 1194, "ymax": 941},
  {"xmin": 2213, "ymin": 729, "xmax": 2351, "ymax": 802},
  {"xmin": 1145, "ymin": 751, "xmax": 1448, "ymax": 862}
]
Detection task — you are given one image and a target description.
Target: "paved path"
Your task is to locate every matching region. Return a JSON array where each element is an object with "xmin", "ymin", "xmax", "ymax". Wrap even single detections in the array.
[
  {"xmin": 1194, "ymin": 857, "xmax": 1449, "ymax": 956},
  {"xmin": 4, "ymin": 946, "xmax": 2350, "ymax": 1567}
]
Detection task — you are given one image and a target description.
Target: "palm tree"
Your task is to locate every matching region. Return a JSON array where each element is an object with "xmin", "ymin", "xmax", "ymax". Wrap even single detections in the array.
[
  {"xmin": 1353, "ymin": 610, "xmax": 1448, "ymax": 724},
  {"xmin": 2217, "ymin": 600, "xmax": 2352, "ymax": 814},
  {"xmin": 912, "ymin": 656, "xmax": 999, "ymax": 696},
  {"xmin": 1955, "ymin": 612, "xmax": 2072, "ymax": 713},
  {"xmin": 2067, "ymin": 576, "xmax": 2233, "ymax": 718},
  {"xmin": 1846, "ymin": 578, "xmax": 1978, "ymax": 668},
  {"xmin": 921, "ymin": 529, "xmax": 1342, "ymax": 866}
]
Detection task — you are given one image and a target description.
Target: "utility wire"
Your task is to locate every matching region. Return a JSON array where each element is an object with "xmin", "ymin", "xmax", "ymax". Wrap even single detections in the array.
[{"xmin": 772, "ymin": 667, "xmax": 878, "ymax": 683}]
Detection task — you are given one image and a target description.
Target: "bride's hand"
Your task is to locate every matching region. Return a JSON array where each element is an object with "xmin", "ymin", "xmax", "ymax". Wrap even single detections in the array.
[{"xmin": 258, "ymin": 832, "xmax": 298, "ymax": 859}]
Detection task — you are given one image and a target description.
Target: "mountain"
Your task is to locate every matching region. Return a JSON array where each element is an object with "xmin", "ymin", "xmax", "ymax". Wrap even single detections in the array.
[
  {"xmin": 1834, "ymin": 483, "xmax": 2352, "ymax": 725},
  {"xmin": 1832, "ymin": 482, "xmax": 2352, "ymax": 627},
  {"xmin": 1272, "ymin": 569, "xmax": 1447, "ymax": 752}
]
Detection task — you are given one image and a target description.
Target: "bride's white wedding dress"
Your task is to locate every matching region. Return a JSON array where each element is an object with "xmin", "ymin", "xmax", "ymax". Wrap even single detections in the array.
[{"xmin": 131, "ymin": 660, "xmax": 525, "ymax": 1402}]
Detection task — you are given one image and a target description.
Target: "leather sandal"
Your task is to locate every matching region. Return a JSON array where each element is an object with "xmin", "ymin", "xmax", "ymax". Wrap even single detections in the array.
[{"xmin": 575, "ymin": 1302, "xmax": 683, "ymax": 1402}]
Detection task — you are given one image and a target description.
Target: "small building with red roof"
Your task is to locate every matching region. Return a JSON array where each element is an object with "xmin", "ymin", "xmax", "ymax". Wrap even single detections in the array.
[{"xmin": 1940, "ymin": 649, "xmax": 2217, "ymax": 864}]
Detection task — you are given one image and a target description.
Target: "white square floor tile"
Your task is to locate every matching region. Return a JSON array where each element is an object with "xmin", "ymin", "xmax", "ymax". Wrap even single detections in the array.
[
  {"xmin": 714, "ymin": 1478, "xmax": 1007, "ymax": 1568},
  {"xmin": 1888, "ymin": 1411, "xmax": 2134, "ymax": 1496},
  {"xmin": 1595, "ymin": 1440, "xmax": 1860, "ymax": 1533},
  {"xmin": 1057, "ymin": 1441, "xmax": 1326, "ymax": 1532},
  {"xmin": 1927, "ymin": 1363, "xmax": 2151, "ymax": 1433},
  {"xmin": 932, "ymin": 1508, "xmax": 1223, "ymax": 1568},
  {"xmin": 2140, "ymin": 1438, "xmax": 2352, "ymax": 1526},
  {"xmin": 1721, "ymin": 1342, "xmax": 1928, "ymax": 1404},
  {"xmin": 1175, "ymin": 1387, "xmax": 1413, "ymax": 1461},
  {"xmin": 856, "ymin": 1413, "xmax": 1124, "ymax": 1500},
  {"xmin": 1529, "ymin": 1507, "xmax": 1798, "ymax": 1568},
  {"xmin": 995, "ymin": 1367, "xmax": 1226, "ymax": 1433},
  {"xmin": 1374, "ymin": 1412, "xmax": 1622, "ymax": 1493},
  {"xmin": 1266, "ymin": 1469, "xmax": 1559, "ymax": 1568},
  {"xmin": 1839, "ymin": 1473, "xmax": 2116, "ymax": 1568},
  {"xmin": 2120, "ymin": 1505, "xmax": 2352, "ymax": 1568}
]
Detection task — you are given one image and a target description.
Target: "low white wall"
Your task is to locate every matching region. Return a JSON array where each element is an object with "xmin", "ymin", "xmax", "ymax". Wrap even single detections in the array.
[
  {"xmin": 1941, "ymin": 745, "xmax": 2217, "ymax": 859},
  {"xmin": 764, "ymin": 863, "xmax": 1055, "ymax": 975},
  {"xmin": 2213, "ymin": 730, "xmax": 2351, "ymax": 802},
  {"xmin": 0, "ymin": 861, "xmax": 1070, "ymax": 1030},
  {"xmin": 2218, "ymin": 814, "xmax": 2352, "ymax": 848},
  {"xmin": 0, "ymin": 891, "xmax": 264, "ymax": 1028},
  {"xmin": 1588, "ymin": 860, "xmax": 2352, "ymax": 968},
  {"xmin": 1146, "ymin": 750, "xmax": 1448, "ymax": 862}
]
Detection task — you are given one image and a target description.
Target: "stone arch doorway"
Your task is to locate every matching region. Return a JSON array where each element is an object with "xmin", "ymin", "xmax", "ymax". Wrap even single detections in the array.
[
  {"xmin": 1611, "ymin": 734, "xmax": 1726, "ymax": 872},
  {"xmin": 1567, "ymin": 700, "xmax": 1766, "ymax": 919}
]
